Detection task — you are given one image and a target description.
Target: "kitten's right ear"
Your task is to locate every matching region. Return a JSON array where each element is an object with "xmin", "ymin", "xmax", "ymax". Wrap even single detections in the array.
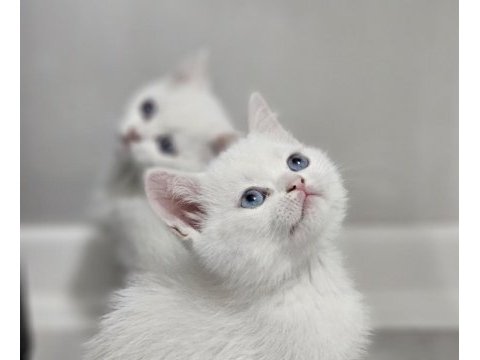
[
  {"xmin": 170, "ymin": 49, "xmax": 210, "ymax": 87},
  {"xmin": 145, "ymin": 168, "xmax": 204, "ymax": 242},
  {"xmin": 248, "ymin": 92, "xmax": 296, "ymax": 143}
]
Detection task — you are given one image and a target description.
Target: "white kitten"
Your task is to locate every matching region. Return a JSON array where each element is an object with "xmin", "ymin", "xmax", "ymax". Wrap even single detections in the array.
[
  {"xmin": 104, "ymin": 51, "xmax": 237, "ymax": 274},
  {"xmin": 109, "ymin": 50, "xmax": 236, "ymax": 195},
  {"xmin": 86, "ymin": 93, "xmax": 370, "ymax": 360}
]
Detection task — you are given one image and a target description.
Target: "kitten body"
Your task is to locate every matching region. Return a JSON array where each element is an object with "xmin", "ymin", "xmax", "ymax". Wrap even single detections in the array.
[
  {"xmin": 87, "ymin": 249, "xmax": 367, "ymax": 360},
  {"xmin": 87, "ymin": 94, "xmax": 369, "ymax": 359}
]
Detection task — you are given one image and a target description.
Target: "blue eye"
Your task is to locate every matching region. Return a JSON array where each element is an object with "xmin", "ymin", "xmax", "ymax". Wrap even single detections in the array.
[
  {"xmin": 240, "ymin": 188, "xmax": 266, "ymax": 209},
  {"xmin": 156, "ymin": 135, "xmax": 177, "ymax": 155},
  {"xmin": 287, "ymin": 153, "xmax": 309, "ymax": 172}
]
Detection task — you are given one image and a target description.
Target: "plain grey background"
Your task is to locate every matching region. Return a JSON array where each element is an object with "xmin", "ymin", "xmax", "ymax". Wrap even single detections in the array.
[{"xmin": 21, "ymin": 0, "xmax": 458, "ymax": 225}]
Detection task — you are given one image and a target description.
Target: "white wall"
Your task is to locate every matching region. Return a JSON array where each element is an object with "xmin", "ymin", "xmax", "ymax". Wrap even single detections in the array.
[{"xmin": 21, "ymin": 0, "xmax": 458, "ymax": 224}]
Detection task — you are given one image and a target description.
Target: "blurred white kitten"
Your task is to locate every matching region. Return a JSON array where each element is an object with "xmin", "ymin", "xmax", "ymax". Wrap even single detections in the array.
[
  {"xmin": 104, "ymin": 51, "xmax": 237, "ymax": 274},
  {"xmin": 86, "ymin": 93, "xmax": 370, "ymax": 360}
]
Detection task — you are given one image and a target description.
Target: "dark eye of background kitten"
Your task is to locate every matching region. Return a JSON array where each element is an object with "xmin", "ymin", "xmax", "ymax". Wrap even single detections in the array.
[
  {"xmin": 156, "ymin": 135, "xmax": 177, "ymax": 155},
  {"xmin": 140, "ymin": 99, "xmax": 156, "ymax": 120}
]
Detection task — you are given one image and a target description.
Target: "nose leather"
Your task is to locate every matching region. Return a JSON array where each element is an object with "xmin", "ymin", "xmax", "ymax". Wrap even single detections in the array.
[
  {"xmin": 122, "ymin": 128, "xmax": 141, "ymax": 145},
  {"xmin": 286, "ymin": 176, "xmax": 306, "ymax": 193}
]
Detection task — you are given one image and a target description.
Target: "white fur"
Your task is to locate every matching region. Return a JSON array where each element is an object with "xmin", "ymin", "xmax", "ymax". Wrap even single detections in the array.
[
  {"xmin": 104, "ymin": 51, "xmax": 237, "ymax": 273},
  {"xmin": 86, "ymin": 93, "xmax": 370, "ymax": 359}
]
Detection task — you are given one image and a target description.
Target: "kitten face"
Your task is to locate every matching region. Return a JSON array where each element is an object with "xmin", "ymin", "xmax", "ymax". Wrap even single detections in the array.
[
  {"xmin": 203, "ymin": 135, "xmax": 343, "ymax": 242},
  {"xmin": 118, "ymin": 52, "xmax": 236, "ymax": 172},
  {"xmin": 146, "ymin": 93, "xmax": 346, "ymax": 287}
]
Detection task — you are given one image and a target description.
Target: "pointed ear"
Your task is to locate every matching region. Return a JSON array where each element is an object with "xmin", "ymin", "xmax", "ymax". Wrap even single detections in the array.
[
  {"xmin": 248, "ymin": 92, "xmax": 296, "ymax": 142},
  {"xmin": 210, "ymin": 132, "xmax": 240, "ymax": 155},
  {"xmin": 171, "ymin": 49, "xmax": 209, "ymax": 87},
  {"xmin": 145, "ymin": 168, "xmax": 205, "ymax": 242}
]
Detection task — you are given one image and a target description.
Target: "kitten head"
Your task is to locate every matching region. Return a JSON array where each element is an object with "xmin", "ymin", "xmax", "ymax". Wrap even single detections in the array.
[
  {"xmin": 145, "ymin": 93, "xmax": 347, "ymax": 288},
  {"xmin": 118, "ymin": 51, "xmax": 237, "ymax": 172}
]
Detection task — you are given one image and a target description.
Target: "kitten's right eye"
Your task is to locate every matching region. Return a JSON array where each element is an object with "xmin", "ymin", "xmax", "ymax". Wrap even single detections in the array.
[
  {"xmin": 140, "ymin": 99, "xmax": 156, "ymax": 120},
  {"xmin": 240, "ymin": 188, "xmax": 266, "ymax": 209}
]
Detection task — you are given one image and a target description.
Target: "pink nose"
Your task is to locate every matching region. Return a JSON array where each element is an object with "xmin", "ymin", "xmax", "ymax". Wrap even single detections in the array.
[
  {"xmin": 122, "ymin": 128, "xmax": 141, "ymax": 145},
  {"xmin": 286, "ymin": 177, "xmax": 306, "ymax": 193}
]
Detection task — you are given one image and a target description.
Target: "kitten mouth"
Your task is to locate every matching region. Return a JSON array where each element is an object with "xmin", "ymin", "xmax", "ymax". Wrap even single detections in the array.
[{"xmin": 289, "ymin": 193, "xmax": 321, "ymax": 235}]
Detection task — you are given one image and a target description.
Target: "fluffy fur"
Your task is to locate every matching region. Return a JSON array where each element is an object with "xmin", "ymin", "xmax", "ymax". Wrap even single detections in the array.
[
  {"xmin": 86, "ymin": 93, "xmax": 370, "ymax": 359},
  {"xmin": 104, "ymin": 51, "xmax": 237, "ymax": 273}
]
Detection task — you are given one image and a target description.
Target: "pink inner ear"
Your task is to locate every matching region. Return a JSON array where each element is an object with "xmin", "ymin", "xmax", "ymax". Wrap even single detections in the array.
[
  {"xmin": 210, "ymin": 133, "xmax": 238, "ymax": 155},
  {"xmin": 147, "ymin": 171, "xmax": 205, "ymax": 232},
  {"xmin": 161, "ymin": 195, "xmax": 204, "ymax": 232}
]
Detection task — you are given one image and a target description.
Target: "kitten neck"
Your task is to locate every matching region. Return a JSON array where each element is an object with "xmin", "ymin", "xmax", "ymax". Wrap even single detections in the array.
[
  {"xmin": 107, "ymin": 156, "xmax": 145, "ymax": 197},
  {"xmin": 236, "ymin": 245, "xmax": 346, "ymax": 307},
  {"xmin": 194, "ymin": 240, "xmax": 339, "ymax": 304}
]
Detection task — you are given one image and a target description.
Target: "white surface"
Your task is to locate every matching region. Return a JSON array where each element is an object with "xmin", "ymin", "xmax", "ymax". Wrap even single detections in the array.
[
  {"xmin": 21, "ymin": 223, "xmax": 458, "ymax": 331},
  {"xmin": 21, "ymin": 223, "xmax": 458, "ymax": 360}
]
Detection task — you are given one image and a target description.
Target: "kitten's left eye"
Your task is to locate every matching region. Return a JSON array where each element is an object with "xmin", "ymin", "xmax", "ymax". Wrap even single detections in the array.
[
  {"xmin": 287, "ymin": 153, "xmax": 309, "ymax": 172},
  {"xmin": 240, "ymin": 188, "xmax": 266, "ymax": 209},
  {"xmin": 156, "ymin": 135, "xmax": 177, "ymax": 155}
]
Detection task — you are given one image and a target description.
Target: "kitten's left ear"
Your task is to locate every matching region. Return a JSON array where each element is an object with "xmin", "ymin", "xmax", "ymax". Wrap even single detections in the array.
[
  {"xmin": 248, "ymin": 92, "xmax": 297, "ymax": 143},
  {"xmin": 210, "ymin": 132, "xmax": 240, "ymax": 155},
  {"xmin": 171, "ymin": 49, "xmax": 210, "ymax": 87},
  {"xmin": 145, "ymin": 168, "xmax": 204, "ymax": 242}
]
